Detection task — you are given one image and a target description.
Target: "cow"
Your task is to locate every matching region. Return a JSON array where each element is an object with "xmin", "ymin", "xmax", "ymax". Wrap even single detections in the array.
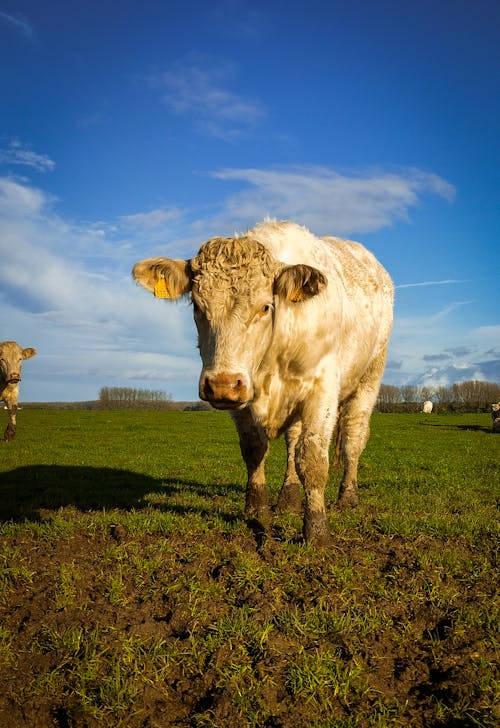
[
  {"xmin": 0, "ymin": 341, "xmax": 37, "ymax": 441},
  {"xmin": 133, "ymin": 221, "xmax": 394, "ymax": 546},
  {"xmin": 491, "ymin": 403, "xmax": 500, "ymax": 432},
  {"xmin": 422, "ymin": 400, "xmax": 433, "ymax": 413}
]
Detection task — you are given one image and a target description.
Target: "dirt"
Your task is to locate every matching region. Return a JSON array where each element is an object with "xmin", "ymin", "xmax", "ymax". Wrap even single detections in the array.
[{"xmin": 0, "ymin": 521, "xmax": 497, "ymax": 727}]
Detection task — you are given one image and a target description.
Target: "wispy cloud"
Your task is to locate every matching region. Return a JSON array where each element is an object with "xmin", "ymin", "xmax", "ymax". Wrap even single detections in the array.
[
  {"xmin": 396, "ymin": 278, "xmax": 468, "ymax": 289},
  {"xmin": 155, "ymin": 56, "xmax": 266, "ymax": 140},
  {"xmin": 385, "ymin": 297, "xmax": 500, "ymax": 389},
  {"xmin": 210, "ymin": 165, "xmax": 456, "ymax": 234},
  {"xmin": 0, "ymin": 10, "xmax": 34, "ymax": 41},
  {"xmin": 120, "ymin": 208, "xmax": 183, "ymax": 230},
  {"xmin": 0, "ymin": 139, "xmax": 55, "ymax": 172},
  {"xmin": 431, "ymin": 301, "xmax": 475, "ymax": 321}
]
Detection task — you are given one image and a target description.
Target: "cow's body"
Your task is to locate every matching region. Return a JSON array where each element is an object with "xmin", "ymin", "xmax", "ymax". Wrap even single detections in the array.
[
  {"xmin": 0, "ymin": 341, "xmax": 37, "ymax": 440},
  {"xmin": 133, "ymin": 221, "xmax": 393, "ymax": 545}
]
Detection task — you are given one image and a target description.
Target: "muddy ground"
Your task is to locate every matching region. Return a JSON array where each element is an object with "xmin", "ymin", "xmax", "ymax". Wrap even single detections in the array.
[{"xmin": 0, "ymin": 516, "xmax": 497, "ymax": 728}]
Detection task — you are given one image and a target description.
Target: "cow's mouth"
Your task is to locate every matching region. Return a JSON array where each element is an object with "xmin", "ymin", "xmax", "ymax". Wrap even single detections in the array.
[{"xmin": 208, "ymin": 399, "xmax": 249, "ymax": 411}]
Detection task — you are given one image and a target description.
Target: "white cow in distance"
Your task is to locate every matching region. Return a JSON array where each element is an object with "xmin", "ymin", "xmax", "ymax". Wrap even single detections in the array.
[
  {"xmin": 0, "ymin": 341, "xmax": 37, "ymax": 440},
  {"xmin": 133, "ymin": 221, "xmax": 394, "ymax": 546},
  {"xmin": 422, "ymin": 400, "xmax": 433, "ymax": 413}
]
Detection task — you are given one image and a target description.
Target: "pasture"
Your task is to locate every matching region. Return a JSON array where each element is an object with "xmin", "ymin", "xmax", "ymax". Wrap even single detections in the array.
[{"xmin": 0, "ymin": 410, "xmax": 498, "ymax": 727}]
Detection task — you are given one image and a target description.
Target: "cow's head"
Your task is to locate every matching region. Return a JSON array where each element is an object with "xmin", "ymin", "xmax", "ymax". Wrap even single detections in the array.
[
  {"xmin": 133, "ymin": 236, "xmax": 326, "ymax": 410},
  {"xmin": 0, "ymin": 341, "xmax": 37, "ymax": 384}
]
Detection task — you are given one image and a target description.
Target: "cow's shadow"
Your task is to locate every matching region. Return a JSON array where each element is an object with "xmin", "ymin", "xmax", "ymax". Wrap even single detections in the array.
[
  {"xmin": 419, "ymin": 422, "xmax": 494, "ymax": 434},
  {"xmin": 0, "ymin": 465, "xmax": 243, "ymax": 524}
]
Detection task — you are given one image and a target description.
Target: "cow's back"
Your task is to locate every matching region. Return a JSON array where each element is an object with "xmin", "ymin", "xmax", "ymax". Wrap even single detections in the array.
[{"xmin": 247, "ymin": 221, "xmax": 393, "ymax": 383}]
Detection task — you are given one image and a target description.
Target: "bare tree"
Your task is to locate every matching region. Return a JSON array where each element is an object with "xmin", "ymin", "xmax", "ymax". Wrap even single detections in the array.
[
  {"xmin": 377, "ymin": 384, "xmax": 401, "ymax": 412},
  {"xmin": 99, "ymin": 387, "xmax": 172, "ymax": 410}
]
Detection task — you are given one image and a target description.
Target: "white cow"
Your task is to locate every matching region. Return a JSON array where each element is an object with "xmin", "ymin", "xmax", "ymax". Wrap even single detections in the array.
[
  {"xmin": 0, "ymin": 341, "xmax": 37, "ymax": 440},
  {"xmin": 422, "ymin": 400, "xmax": 433, "ymax": 413},
  {"xmin": 133, "ymin": 221, "xmax": 394, "ymax": 545}
]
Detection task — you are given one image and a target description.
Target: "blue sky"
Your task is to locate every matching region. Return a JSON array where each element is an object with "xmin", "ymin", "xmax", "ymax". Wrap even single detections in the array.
[{"xmin": 1, "ymin": 0, "xmax": 499, "ymax": 402}]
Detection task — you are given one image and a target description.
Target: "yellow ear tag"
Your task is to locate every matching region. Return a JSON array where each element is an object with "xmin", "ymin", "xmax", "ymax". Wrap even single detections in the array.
[
  {"xmin": 290, "ymin": 289, "xmax": 304, "ymax": 302},
  {"xmin": 154, "ymin": 276, "xmax": 169, "ymax": 299}
]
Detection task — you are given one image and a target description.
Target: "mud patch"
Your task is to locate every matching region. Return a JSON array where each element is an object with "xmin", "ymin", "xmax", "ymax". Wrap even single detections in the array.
[{"xmin": 0, "ymin": 520, "xmax": 497, "ymax": 727}]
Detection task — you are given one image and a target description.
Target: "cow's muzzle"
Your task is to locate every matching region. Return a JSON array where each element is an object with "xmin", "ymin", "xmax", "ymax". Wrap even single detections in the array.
[
  {"xmin": 200, "ymin": 372, "xmax": 251, "ymax": 410},
  {"xmin": 7, "ymin": 375, "xmax": 21, "ymax": 384}
]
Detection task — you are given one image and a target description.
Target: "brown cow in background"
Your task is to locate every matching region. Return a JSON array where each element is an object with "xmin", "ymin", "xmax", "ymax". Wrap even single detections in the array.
[{"xmin": 0, "ymin": 341, "xmax": 37, "ymax": 440}]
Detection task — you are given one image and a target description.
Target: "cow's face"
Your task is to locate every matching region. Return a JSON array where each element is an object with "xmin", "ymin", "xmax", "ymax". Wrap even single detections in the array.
[
  {"xmin": 0, "ymin": 342, "xmax": 37, "ymax": 384},
  {"xmin": 189, "ymin": 238, "xmax": 278, "ymax": 409},
  {"xmin": 133, "ymin": 236, "xmax": 326, "ymax": 410}
]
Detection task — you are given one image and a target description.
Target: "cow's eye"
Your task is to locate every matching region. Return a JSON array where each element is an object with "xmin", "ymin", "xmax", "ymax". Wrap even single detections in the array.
[{"xmin": 258, "ymin": 303, "xmax": 272, "ymax": 318}]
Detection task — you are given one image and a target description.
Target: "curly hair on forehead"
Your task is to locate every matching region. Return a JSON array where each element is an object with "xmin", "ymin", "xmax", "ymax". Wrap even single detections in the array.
[{"xmin": 190, "ymin": 236, "xmax": 279, "ymax": 292}]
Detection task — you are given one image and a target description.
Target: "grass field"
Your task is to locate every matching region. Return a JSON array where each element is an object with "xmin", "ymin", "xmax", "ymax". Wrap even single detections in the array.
[{"xmin": 0, "ymin": 410, "xmax": 498, "ymax": 727}]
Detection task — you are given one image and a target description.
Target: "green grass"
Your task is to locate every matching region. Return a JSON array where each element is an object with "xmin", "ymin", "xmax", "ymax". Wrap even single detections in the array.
[{"xmin": 0, "ymin": 409, "xmax": 498, "ymax": 727}]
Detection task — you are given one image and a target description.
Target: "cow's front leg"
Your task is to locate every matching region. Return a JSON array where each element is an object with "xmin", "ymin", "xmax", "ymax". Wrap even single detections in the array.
[
  {"xmin": 296, "ymin": 429, "xmax": 331, "ymax": 546},
  {"xmin": 295, "ymin": 400, "xmax": 336, "ymax": 546},
  {"xmin": 276, "ymin": 421, "xmax": 302, "ymax": 514},
  {"xmin": 231, "ymin": 408, "xmax": 270, "ymax": 521},
  {"xmin": 3, "ymin": 403, "xmax": 17, "ymax": 441}
]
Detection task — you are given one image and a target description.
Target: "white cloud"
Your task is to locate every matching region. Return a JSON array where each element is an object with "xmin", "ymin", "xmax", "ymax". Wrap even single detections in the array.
[
  {"xmin": 469, "ymin": 325, "xmax": 500, "ymax": 341},
  {"xmin": 0, "ymin": 177, "xmax": 48, "ymax": 216},
  {"xmin": 0, "ymin": 176, "xmax": 199, "ymax": 402},
  {"xmin": 386, "ymin": 299, "xmax": 499, "ymax": 388},
  {"xmin": 2, "ymin": 162, "xmax": 489, "ymax": 402},
  {"xmin": 156, "ymin": 57, "xmax": 266, "ymax": 140},
  {"xmin": 0, "ymin": 11, "xmax": 34, "ymax": 41},
  {"xmin": 210, "ymin": 165, "xmax": 455, "ymax": 234},
  {"xmin": 0, "ymin": 140, "xmax": 55, "ymax": 172}
]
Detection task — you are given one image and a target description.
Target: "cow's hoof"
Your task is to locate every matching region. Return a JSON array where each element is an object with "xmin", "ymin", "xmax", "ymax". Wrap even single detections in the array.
[
  {"xmin": 337, "ymin": 486, "xmax": 359, "ymax": 509},
  {"xmin": 275, "ymin": 482, "xmax": 302, "ymax": 514},
  {"xmin": 303, "ymin": 512, "xmax": 331, "ymax": 548},
  {"xmin": 244, "ymin": 503, "xmax": 271, "ymax": 523}
]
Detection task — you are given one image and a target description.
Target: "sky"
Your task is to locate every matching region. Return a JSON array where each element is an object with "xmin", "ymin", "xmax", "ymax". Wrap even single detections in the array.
[{"xmin": 0, "ymin": 0, "xmax": 499, "ymax": 402}]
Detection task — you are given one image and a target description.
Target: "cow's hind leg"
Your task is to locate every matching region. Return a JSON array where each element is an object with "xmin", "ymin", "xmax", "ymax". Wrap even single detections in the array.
[
  {"xmin": 337, "ymin": 349, "xmax": 387, "ymax": 508},
  {"xmin": 231, "ymin": 408, "xmax": 271, "ymax": 521},
  {"xmin": 275, "ymin": 421, "xmax": 302, "ymax": 514}
]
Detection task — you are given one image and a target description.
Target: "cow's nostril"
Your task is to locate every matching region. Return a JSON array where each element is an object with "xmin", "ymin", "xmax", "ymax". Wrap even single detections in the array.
[{"xmin": 201, "ymin": 372, "xmax": 249, "ymax": 407}]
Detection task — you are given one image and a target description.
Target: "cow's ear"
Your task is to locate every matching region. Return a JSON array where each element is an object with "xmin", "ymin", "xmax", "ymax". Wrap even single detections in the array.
[
  {"xmin": 22, "ymin": 348, "xmax": 37, "ymax": 359},
  {"xmin": 132, "ymin": 258, "xmax": 192, "ymax": 299},
  {"xmin": 274, "ymin": 264, "xmax": 327, "ymax": 302}
]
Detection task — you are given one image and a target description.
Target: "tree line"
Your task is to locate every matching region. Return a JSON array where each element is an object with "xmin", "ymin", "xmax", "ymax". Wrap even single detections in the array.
[
  {"xmin": 98, "ymin": 387, "xmax": 173, "ymax": 410},
  {"xmin": 377, "ymin": 380, "xmax": 500, "ymax": 413}
]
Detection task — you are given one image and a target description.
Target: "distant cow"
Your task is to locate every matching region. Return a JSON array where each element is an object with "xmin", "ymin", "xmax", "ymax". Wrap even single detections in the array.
[
  {"xmin": 422, "ymin": 400, "xmax": 433, "ymax": 413},
  {"xmin": 492, "ymin": 403, "xmax": 500, "ymax": 432},
  {"xmin": 133, "ymin": 221, "xmax": 394, "ymax": 546},
  {"xmin": 0, "ymin": 341, "xmax": 37, "ymax": 440}
]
